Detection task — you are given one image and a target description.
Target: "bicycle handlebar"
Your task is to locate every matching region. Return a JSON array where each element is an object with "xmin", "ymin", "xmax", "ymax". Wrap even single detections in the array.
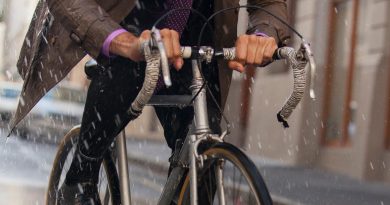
[
  {"xmin": 178, "ymin": 46, "xmax": 308, "ymax": 127},
  {"xmin": 128, "ymin": 40, "xmax": 311, "ymax": 128}
]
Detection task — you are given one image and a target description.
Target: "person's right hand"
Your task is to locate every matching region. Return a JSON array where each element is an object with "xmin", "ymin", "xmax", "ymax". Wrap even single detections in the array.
[{"xmin": 109, "ymin": 29, "xmax": 184, "ymax": 70}]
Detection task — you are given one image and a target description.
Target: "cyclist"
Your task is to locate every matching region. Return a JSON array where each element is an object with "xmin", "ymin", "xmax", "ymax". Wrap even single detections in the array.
[{"xmin": 11, "ymin": 0, "xmax": 289, "ymax": 204}]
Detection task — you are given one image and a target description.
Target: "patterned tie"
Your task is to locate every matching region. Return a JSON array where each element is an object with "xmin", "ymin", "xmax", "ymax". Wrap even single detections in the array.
[
  {"xmin": 162, "ymin": 0, "xmax": 194, "ymax": 34},
  {"xmin": 155, "ymin": 0, "xmax": 193, "ymax": 91}
]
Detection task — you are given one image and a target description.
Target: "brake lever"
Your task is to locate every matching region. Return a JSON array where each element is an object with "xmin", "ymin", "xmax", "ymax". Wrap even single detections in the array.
[{"xmin": 151, "ymin": 27, "xmax": 172, "ymax": 87}]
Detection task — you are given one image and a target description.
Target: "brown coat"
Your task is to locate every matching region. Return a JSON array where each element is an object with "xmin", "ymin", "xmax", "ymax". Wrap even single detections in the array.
[{"xmin": 9, "ymin": 0, "xmax": 289, "ymax": 133}]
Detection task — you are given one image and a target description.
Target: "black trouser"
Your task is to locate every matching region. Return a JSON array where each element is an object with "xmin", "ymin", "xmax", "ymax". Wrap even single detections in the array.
[{"xmin": 65, "ymin": 55, "xmax": 222, "ymax": 185}]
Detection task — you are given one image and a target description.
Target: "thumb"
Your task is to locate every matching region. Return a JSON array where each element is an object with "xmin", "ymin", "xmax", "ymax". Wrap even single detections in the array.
[{"xmin": 228, "ymin": 61, "xmax": 245, "ymax": 73}]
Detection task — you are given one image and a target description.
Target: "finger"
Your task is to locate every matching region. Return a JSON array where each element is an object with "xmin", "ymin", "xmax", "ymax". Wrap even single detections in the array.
[
  {"xmin": 138, "ymin": 30, "xmax": 152, "ymax": 51},
  {"xmin": 254, "ymin": 37, "xmax": 267, "ymax": 65},
  {"xmin": 170, "ymin": 30, "xmax": 183, "ymax": 70},
  {"xmin": 174, "ymin": 59, "xmax": 184, "ymax": 71},
  {"xmin": 236, "ymin": 35, "xmax": 248, "ymax": 63},
  {"xmin": 132, "ymin": 30, "xmax": 151, "ymax": 61},
  {"xmin": 228, "ymin": 61, "xmax": 245, "ymax": 73},
  {"xmin": 139, "ymin": 30, "xmax": 151, "ymax": 42},
  {"xmin": 246, "ymin": 35, "xmax": 258, "ymax": 65},
  {"xmin": 171, "ymin": 30, "xmax": 181, "ymax": 58},
  {"xmin": 160, "ymin": 29, "xmax": 173, "ymax": 59},
  {"xmin": 263, "ymin": 38, "xmax": 278, "ymax": 63}
]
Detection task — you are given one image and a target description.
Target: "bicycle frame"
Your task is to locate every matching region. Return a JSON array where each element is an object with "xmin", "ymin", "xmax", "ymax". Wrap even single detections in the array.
[
  {"xmin": 113, "ymin": 29, "xmax": 313, "ymax": 204},
  {"xmin": 114, "ymin": 59, "xmax": 223, "ymax": 205}
]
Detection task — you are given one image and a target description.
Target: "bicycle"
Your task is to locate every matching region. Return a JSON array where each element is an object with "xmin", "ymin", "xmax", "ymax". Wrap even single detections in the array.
[{"xmin": 45, "ymin": 8, "xmax": 315, "ymax": 205}]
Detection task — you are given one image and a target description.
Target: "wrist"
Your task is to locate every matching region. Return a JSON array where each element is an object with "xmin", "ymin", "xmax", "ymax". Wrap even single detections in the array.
[
  {"xmin": 102, "ymin": 29, "xmax": 127, "ymax": 57},
  {"xmin": 110, "ymin": 31, "xmax": 142, "ymax": 61}
]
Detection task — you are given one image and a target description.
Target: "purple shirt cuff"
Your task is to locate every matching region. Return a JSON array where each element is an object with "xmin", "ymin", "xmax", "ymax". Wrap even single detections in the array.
[
  {"xmin": 102, "ymin": 28, "xmax": 128, "ymax": 57},
  {"xmin": 254, "ymin": 32, "xmax": 269, "ymax": 38}
]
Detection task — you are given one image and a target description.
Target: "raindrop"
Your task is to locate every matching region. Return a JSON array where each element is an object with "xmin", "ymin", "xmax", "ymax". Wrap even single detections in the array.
[
  {"xmin": 42, "ymin": 34, "xmax": 48, "ymax": 44},
  {"xmin": 5, "ymin": 70, "xmax": 12, "ymax": 79},
  {"xmin": 25, "ymin": 38, "xmax": 31, "ymax": 47},
  {"xmin": 38, "ymin": 71, "xmax": 43, "ymax": 81},
  {"xmin": 222, "ymin": 25, "xmax": 228, "ymax": 34},
  {"xmin": 58, "ymin": 56, "xmax": 63, "ymax": 64},
  {"xmin": 98, "ymin": 7, "xmax": 104, "ymax": 15},
  {"xmin": 83, "ymin": 140, "xmax": 90, "ymax": 150},
  {"xmin": 94, "ymin": 106, "xmax": 102, "ymax": 122},
  {"xmin": 135, "ymin": 1, "xmax": 141, "ymax": 9},
  {"xmin": 77, "ymin": 183, "xmax": 84, "ymax": 193},
  {"xmin": 369, "ymin": 162, "xmax": 374, "ymax": 170},
  {"xmin": 20, "ymin": 97, "xmax": 26, "ymax": 106},
  {"xmin": 134, "ymin": 17, "xmax": 140, "ymax": 26}
]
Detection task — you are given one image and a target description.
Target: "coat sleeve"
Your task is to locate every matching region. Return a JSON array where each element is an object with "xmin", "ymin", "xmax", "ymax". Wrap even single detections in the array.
[
  {"xmin": 247, "ymin": 0, "xmax": 290, "ymax": 46},
  {"xmin": 47, "ymin": 0, "xmax": 122, "ymax": 58}
]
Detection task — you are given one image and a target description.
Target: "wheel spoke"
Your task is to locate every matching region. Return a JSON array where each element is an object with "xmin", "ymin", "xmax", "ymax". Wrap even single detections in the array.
[
  {"xmin": 232, "ymin": 164, "xmax": 236, "ymax": 203},
  {"xmin": 46, "ymin": 128, "xmax": 120, "ymax": 205},
  {"xmin": 177, "ymin": 143, "xmax": 272, "ymax": 205},
  {"xmin": 234, "ymin": 173, "xmax": 243, "ymax": 205}
]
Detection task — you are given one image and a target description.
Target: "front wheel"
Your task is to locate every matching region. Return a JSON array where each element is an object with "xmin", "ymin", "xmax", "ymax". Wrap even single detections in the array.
[{"xmin": 178, "ymin": 142, "xmax": 273, "ymax": 205}]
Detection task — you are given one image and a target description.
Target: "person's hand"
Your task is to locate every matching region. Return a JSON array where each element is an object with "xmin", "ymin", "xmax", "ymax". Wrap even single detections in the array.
[
  {"xmin": 228, "ymin": 34, "xmax": 278, "ymax": 72},
  {"xmin": 110, "ymin": 29, "xmax": 183, "ymax": 70}
]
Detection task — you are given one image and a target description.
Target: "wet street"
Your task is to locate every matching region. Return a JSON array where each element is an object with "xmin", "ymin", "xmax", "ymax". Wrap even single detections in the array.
[
  {"xmin": 0, "ymin": 133, "xmax": 54, "ymax": 205},
  {"xmin": 1, "ymin": 129, "xmax": 390, "ymax": 205},
  {"xmin": 0, "ymin": 132, "xmax": 168, "ymax": 205}
]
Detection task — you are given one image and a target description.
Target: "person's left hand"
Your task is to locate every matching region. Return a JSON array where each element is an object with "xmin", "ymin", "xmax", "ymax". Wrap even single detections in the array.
[{"xmin": 228, "ymin": 34, "xmax": 278, "ymax": 72}]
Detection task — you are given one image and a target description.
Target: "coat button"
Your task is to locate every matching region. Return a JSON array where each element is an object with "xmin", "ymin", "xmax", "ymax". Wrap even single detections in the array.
[{"xmin": 70, "ymin": 32, "xmax": 82, "ymax": 44}]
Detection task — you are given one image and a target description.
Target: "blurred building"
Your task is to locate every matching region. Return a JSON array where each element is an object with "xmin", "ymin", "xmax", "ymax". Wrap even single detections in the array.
[
  {"xmin": 0, "ymin": 0, "xmax": 6, "ymax": 81},
  {"xmin": 1, "ymin": 0, "xmax": 38, "ymax": 80},
  {"xmin": 242, "ymin": 0, "xmax": 390, "ymax": 183},
  {"xmin": 0, "ymin": 0, "xmax": 88, "ymax": 86}
]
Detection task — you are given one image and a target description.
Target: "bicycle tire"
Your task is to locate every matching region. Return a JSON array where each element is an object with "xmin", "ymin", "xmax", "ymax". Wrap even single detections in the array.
[
  {"xmin": 45, "ymin": 126, "xmax": 121, "ymax": 205},
  {"xmin": 177, "ymin": 142, "xmax": 273, "ymax": 205}
]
